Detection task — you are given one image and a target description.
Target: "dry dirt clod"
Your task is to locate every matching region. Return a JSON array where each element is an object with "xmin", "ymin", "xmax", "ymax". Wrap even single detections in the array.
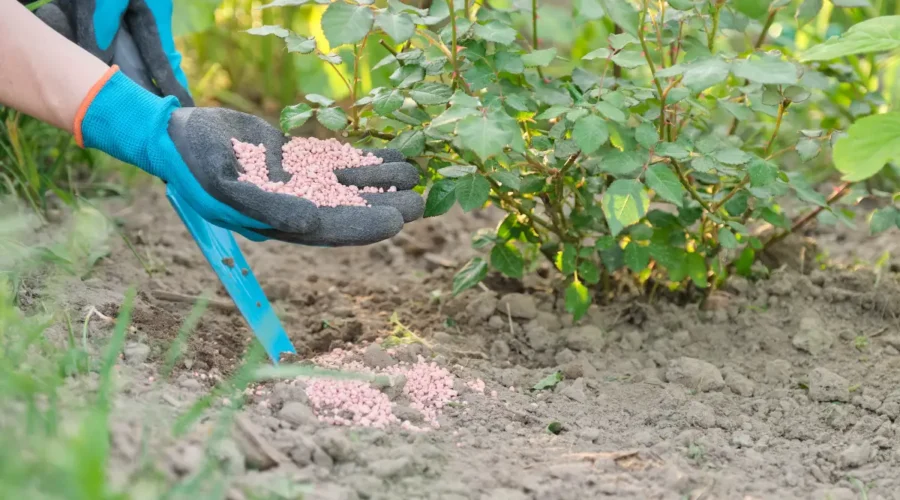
[
  {"xmin": 560, "ymin": 378, "xmax": 588, "ymax": 403},
  {"xmin": 792, "ymin": 315, "xmax": 835, "ymax": 355},
  {"xmin": 839, "ymin": 443, "xmax": 874, "ymax": 468},
  {"xmin": 665, "ymin": 357, "xmax": 724, "ymax": 392},
  {"xmin": 808, "ymin": 367, "xmax": 850, "ymax": 403},
  {"xmin": 278, "ymin": 402, "xmax": 317, "ymax": 427},
  {"xmin": 362, "ymin": 344, "xmax": 395, "ymax": 369},
  {"xmin": 233, "ymin": 415, "xmax": 292, "ymax": 471},
  {"xmin": 123, "ymin": 342, "xmax": 150, "ymax": 365},
  {"xmin": 562, "ymin": 325, "xmax": 606, "ymax": 352},
  {"xmin": 496, "ymin": 293, "xmax": 538, "ymax": 320}
]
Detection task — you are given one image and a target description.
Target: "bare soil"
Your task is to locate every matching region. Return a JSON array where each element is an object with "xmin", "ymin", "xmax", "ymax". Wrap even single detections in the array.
[{"xmin": 35, "ymin": 188, "xmax": 900, "ymax": 500}]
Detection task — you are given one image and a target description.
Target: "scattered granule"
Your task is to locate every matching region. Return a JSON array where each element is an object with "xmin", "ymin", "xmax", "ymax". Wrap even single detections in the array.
[
  {"xmin": 232, "ymin": 137, "xmax": 397, "ymax": 208},
  {"xmin": 305, "ymin": 379, "xmax": 398, "ymax": 429},
  {"xmin": 388, "ymin": 357, "xmax": 457, "ymax": 428},
  {"xmin": 466, "ymin": 378, "xmax": 486, "ymax": 394}
]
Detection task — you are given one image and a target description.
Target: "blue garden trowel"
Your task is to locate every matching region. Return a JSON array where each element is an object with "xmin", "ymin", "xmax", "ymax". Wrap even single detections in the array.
[{"xmin": 166, "ymin": 186, "xmax": 296, "ymax": 362}]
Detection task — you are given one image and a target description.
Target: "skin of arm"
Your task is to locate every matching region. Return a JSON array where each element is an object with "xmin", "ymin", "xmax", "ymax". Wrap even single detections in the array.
[{"xmin": 0, "ymin": 0, "xmax": 110, "ymax": 132}]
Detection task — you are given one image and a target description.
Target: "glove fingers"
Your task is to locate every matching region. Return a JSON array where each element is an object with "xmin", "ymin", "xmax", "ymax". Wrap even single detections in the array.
[
  {"xmin": 249, "ymin": 205, "xmax": 404, "ymax": 247},
  {"xmin": 34, "ymin": 3, "xmax": 75, "ymax": 42},
  {"xmin": 333, "ymin": 162, "xmax": 420, "ymax": 191},
  {"xmin": 361, "ymin": 192, "xmax": 424, "ymax": 223},
  {"xmin": 363, "ymin": 148, "xmax": 406, "ymax": 163},
  {"xmin": 112, "ymin": 29, "xmax": 164, "ymax": 97},
  {"xmin": 123, "ymin": 2, "xmax": 194, "ymax": 106}
]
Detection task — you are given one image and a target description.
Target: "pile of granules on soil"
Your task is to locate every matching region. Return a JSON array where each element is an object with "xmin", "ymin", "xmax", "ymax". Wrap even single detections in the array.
[
  {"xmin": 300, "ymin": 342, "xmax": 465, "ymax": 430},
  {"xmin": 231, "ymin": 137, "xmax": 396, "ymax": 208}
]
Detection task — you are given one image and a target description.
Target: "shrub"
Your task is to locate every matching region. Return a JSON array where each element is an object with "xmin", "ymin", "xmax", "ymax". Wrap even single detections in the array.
[{"xmin": 247, "ymin": 0, "xmax": 891, "ymax": 319}]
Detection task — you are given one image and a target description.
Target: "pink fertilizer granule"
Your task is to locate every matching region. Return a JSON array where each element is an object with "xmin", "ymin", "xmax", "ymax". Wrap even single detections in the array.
[
  {"xmin": 388, "ymin": 360, "xmax": 457, "ymax": 427},
  {"xmin": 232, "ymin": 137, "xmax": 396, "ymax": 207},
  {"xmin": 305, "ymin": 379, "xmax": 398, "ymax": 429}
]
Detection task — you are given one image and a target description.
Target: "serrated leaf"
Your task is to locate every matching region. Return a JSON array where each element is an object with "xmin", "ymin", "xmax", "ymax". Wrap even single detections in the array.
[
  {"xmin": 410, "ymin": 82, "xmax": 453, "ymax": 105},
  {"xmin": 556, "ymin": 244, "xmax": 577, "ymax": 275},
  {"xmin": 595, "ymin": 102, "xmax": 627, "ymax": 122},
  {"xmin": 318, "ymin": 52, "xmax": 342, "ymax": 64},
  {"xmin": 438, "ymin": 165, "xmax": 477, "ymax": 178},
  {"xmin": 457, "ymin": 112, "xmax": 510, "ymax": 160},
  {"xmin": 390, "ymin": 65, "xmax": 425, "ymax": 88},
  {"xmin": 600, "ymin": 150, "xmax": 644, "ymax": 176},
  {"xmin": 246, "ymin": 25, "xmax": 290, "ymax": 37},
  {"xmin": 718, "ymin": 227, "xmax": 738, "ymax": 249},
  {"xmin": 452, "ymin": 257, "xmax": 488, "ymax": 295},
  {"xmin": 373, "ymin": 89, "xmax": 404, "ymax": 116},
  {"xmin": 656, "ymin": 142, "xmax": 689, "ymax": 160},
  {"xmin": 624, "ymin": 243, "xmax": 650, "ymax": 272},
  {"xmin": 496, "ymin": 51, "xmax": 524, "ymax": 74},
  {"xmin": 598, "ymin": 0, "xmax": 639, "ymax": 36},
  {"xmin": 686, "ymin": 252, "xmax": 708, "ymax": 288},
  {"xmin": 801, "ymin": 15, "xmax": 900, "ymax": 61},
  {"xmin": 749, "ymin": 159, "xmax": 777, "ymax": 187},
  {"xmin": 473, "ymin": 21, "xmax": 517, "ymax": 45},
  {"xmin": 522, "ymin": 48, "xmax": 557, "ymax": 67},
  {"xmin": 387, "ymin": 130, "xmax": 425, "ymax": 157},
  {"xmin": 285, "ymin": 35, "xmax": 316, "ymax": 53},
  {"xmin": 455, "ymin": 174, "xmax": 491, "ymax": 211},
  {"xmin": 645, "ymin": 164, "xmax": 685, "ymax": 205},
  {"xmin": 490, "ymin": 170, "xmax": 521, "ymax": 191},
  {"xmin": 714, "ymin": 148, "xmax": 752, "ymax": 165},
  {"xmin": 796, "ymin": 138, "xmax": 821, "ymax": 161},
  {"xmin": 870, "ymin": 207, "xmax": 899, "ymax": 234},
  {"xmin": 609, "ymin": 32, "xmax": 638, "ymax": 49},
  {"xmin": 572, "ymin": 115, "xmax": 609, "ymax": 154},
  {"xmin": 611, "ymin": 50, "xmax": 645, "ymax": 68},
  {"xmin": 491, "ymin": 243, "xmax": 524, "ymax": 278},
  {"xmin": 321, "ymin": 2, "xmax": 374, "ymax": 46},
  {"xmin": 635, "ymin": 122, "xmax": 659, "ymax": 148},
  {"xmin": 376, "ymin": 11, "xmax": 415, "ymax": 43},
  {"xmin": 536, "ymin": 106, "xmax": 571, "ymax": 120},
  {"xmin": 833, "ymin": 112, "xmax": 900, "ymax": 182},
  {"xmin": 424, "ymin": 179, "xmax": 456, "ymax": 217},
  {"xmin": 280, "ymin": 103, "xmax": 313, "ymax": 132},
  {"xmin": 602, "ymin": 179, "xmax": 650, "ymax": 236},
  {"xmin": 796, "ymin": 0, "xmax": 823, "ymax": 28},
  {"xmin": 564, "ymin": 279, "xmax": 591, "ymax": 321},
  {"xmin": 719, "ymin": 100, "xmax": 752, "ymax": 120},
  {"xmin": 533, "ymin": 371, "xmax": 563, "ymax": 391},
  {"xmin": 305, "ymin": 93, "xmax": 334, "ymax": 106},
  {"xmin": 732, "ymin": 59, "xmax": 798, "ymax": 85},
  {"xmin": 316, "ymin": 107, "xmax": 348, "ymax": 131}
]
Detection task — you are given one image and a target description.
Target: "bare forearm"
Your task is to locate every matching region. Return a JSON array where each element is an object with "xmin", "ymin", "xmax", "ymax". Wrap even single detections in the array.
[{"xmin": 0, "ymin": 0, "xmax": 109, "ymax": 132}]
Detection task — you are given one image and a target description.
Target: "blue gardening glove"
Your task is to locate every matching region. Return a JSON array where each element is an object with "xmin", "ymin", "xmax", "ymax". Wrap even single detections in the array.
[
  {"xmin": 32, "ymin": 0, "xmax": 193, "ymax": 106},
  {"xmin": 76, "ymin": 68, "xmax": 424, "ymax": 246}
]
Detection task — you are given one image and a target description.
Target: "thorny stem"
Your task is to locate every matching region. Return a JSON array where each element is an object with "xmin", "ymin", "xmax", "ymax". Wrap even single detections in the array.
[
  {"xmin": 707, "ymin": 2, "xmax": 722, "ymax": 53},
  {"xmin": 711, "ymin": 176, "xmax": 749, "ymax": 213},
  {"xmin": 755, "ymin": 9, "xmax": 778, "ymax": 48},
  {"xmin": 464, "ymin": 0, "xmax": 471, "ymax": 19},
  {"xmin": 764, "ymin": 102, "xmax": 785, "ymax": 156},
  {"xmin": 638, "ymin": 0, "xmax": 666, "ymax": 139},
  {"xmin": 447, "ymin": 0, "xmax": 463, "ymax": 91},
  {"xmin": 351, "ymin": 35, "xmax": 369, "ymax": 129},
  {"xmin": 532, "ymin": 0, "xmax": 545, "ymax": 79},
  {"xmin": 326, "ymin": 60, "xmax": 353, "ymax": 97}
]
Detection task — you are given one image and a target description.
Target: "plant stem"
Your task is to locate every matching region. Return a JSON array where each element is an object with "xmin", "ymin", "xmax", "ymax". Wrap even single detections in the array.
[
  {"xmin": 755, "ymin": 9, "xmax": 777, "ymax": 48},
  {"xmin": 673, "ymin": 160, "xmax": 711, "ymax": 211},
  {"xmin": 465, "ymin": 0, "xmax": 471, "ymax": 19},
  {"xmin": 326, "ymin": 60, "xmax": 353, "ymax": 96},
  {"xmin": 710, "ymin": 176, "xmax": 749, "ymax": 213},
  {"xmin": 350, "ymin": 35, "xmax": 369, "ymax": 130},
  {"xmin": 532, "ymin": 0, "xmax": 545, "ymax": 79},
  {"xmin": 447, "ymin": 0, "xmax": 463, "ymax": 90},
  {"xmin": 761, "ymin": 182, "xmax": 852, "ymax": 250},
  {"xmin": 764, "ymin": 102, "xmax": 785, "ymax": 156},
  {"xmin": 638, "ymin": 0, "xmax": 666, "ymax": 139},
  {"xmin": 707, "ymin": 2, "xmax": 722, "ymax": 53}
]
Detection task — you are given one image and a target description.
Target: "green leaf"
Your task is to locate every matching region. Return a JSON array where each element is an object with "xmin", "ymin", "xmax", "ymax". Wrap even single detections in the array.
[
  {"xmin": 732, "ymin": 59, "xmax": 798, "ymax": 85},
  {"xmin": 280, "ymin": 103, "xmax": 313, "ymax": 132},
  {"xmin": 536, "ymin": 106, "xmax": 571, "ymax": 120},
  {"xmin": 495, "ymin": 51, "xmax": 524, "ymax": 74},
  {"xmin": 522, "ymin": 48, "xmax": 558, "ymax": 67},
  {"xmin": 714, "ymin": 148, "xmax": 753, "ymax": 165},
  {"xmin": 455, "ymin": 174, "xmax": 491, "ymax": 212},
  {"xmin": 373, "ymin": 89, "xmax": 404, "ymax": 116},
  {"xmin": 686, "ymin": 253, "xmax": 708, "ymax": 288},
  {"xmin": 718, "ymin": 228, "xmax": 738, "ymax": 249},
  {"xmin": 452, "ymin": 258, "xmax": 488, "ymax": 296},
  {"xmin": 598, "ymin": 0, "xmax": 639, "ymax": 36},
  {"xmin": 285, "ymin": 35, "xmax": 316, "ymax": 53},
  {"xmin": 424, "ymin": 179, "xmax": 456, "ymax": 217},
  {"xmin": 564, "ymin": 279, "xmax": 591, "ymax": 321},
  {"xmin": 582, "ymin": 47, "xmax": 612, "ymax": 60},
  {"xmin": 315, "ymin": 107, "xmax": 348, "ymax": 131},
  {"xmin": 749, "ymin": 159, "xmax": 777, "ymax": 187},
  {"xmin": 645, "ymin": 164, "xmax": 685, "ymax": 205},
  {"xmin": 387, "ymin": 130, "xmax": 425, "ymax": 157},
  {"xmin": 681, "ymin": 57, "xmax": 732, "ymax": 92},
  {"xmin": 376, "ymin": 11, "xmax": 415, "ymax": 42},
  {"xmin": 635, "ymin": 122, "xmax": 659, "ymax": 148},
  {"xmin": 321, "ymin": 2, "xmax": 374, "ymax": 46},
  {"xmin": 609, "ymin": 32, "xmax": 638, "ymax": 49},
  {"xmin": 246, "ymin": 26, "xmax": 290, "ymax": 37},
  {"xmin": 473, "ymin": 21, "xmax": 518, "ymax": 45},
  {"xmin": 599, "ymin": 150, "xmax": 644, "ymax": 176},
  {"xmin": 438, "ymin": 165, "xmax": 477, "ymax": 178},
  {"xmin": 870, "ymin": 207, "xmax": 899, "ymax": 234},
  {"xmin": 533, "ymin": 371, "xmax": 563, "ymax": 391},
  {"xmin": 492, "ymin": 243, "xmax": 524, "ymax": 278},
  {"xmin": 390, "ymin": 64, "xmax": 425, "ymax": 88},
  {"xmin": 572, "ymin": 115, "xmax": 609, "ymax": 154},
  {"xmin": 796, "ymin": 0, "xmax": 823, "ymax": 27},
  {"xmin": 655, "ymin": 142, "xmax": 690, "ymax": 160},
  {"xmin": 556, "ymin": 244, "xmax": 577, "ymax": 275},
  {"xmin": 611, "ymin": 50, "xmax": 645, "ymax": 68},
  {"xmin": 796, "ymin": 139, "xmax": 821, "ymax": 161},
  {"xmin": 457, "ymin": 113, "xmax": 510, "ymax": 160},
  {"xmin": 305, "ymin": 93, "xmax": 334, "ymax": 106},
  {"xmin": 595, "ymin": 102, "xmax": 627, "ymax": 123},
  {"xmin": 833, "ymin": 112, "xmax": 900, "ymax": 182},
  {"xmin": 801, "ymin": 16, "xmax": 900, "ymax": 61},
  {"xmin": 578, "ymin": 260, "xmax": 600, "ymax": 284},
  {"xmin": 260, "ymin": 0, "xmax": 310, "ymax": 8},
  {"xmin": 624, "ymin": 243, "xmax": 650, "ymax": 272},
  {"xmin": 490, "ymin": 170, "xmax": 521, "ymax": 191},
  {"xmin": 602, "ymin": 180, "xmax": 650, "ymax": 236},
  {"xmin": 410, "ymin": 82, "xmax": 453, "ymax": 105}
]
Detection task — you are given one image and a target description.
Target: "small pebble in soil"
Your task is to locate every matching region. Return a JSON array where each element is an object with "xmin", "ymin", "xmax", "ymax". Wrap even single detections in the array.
[
  {"xmin": 808, "ymin": 367, "xmax": 850, "ymax": 402},
  {"xmin": 665, "ymin": 357, "xmax": 724, "ymax": 392}
]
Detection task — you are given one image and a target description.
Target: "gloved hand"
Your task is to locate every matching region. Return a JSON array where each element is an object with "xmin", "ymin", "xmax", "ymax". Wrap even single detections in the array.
[
  {"xmin": 31, "ymin": 0, "xmax": 193, "ymax": 106},
  {"xmin": 33, "ymin": 1, "xmax": 426, "ymax": 246}
]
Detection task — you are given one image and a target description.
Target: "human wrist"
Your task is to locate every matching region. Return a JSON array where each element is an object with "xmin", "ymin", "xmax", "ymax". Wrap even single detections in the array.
[{"xmin": 75, "ymin": 66, "xmax": 181, "ymax": 180}]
